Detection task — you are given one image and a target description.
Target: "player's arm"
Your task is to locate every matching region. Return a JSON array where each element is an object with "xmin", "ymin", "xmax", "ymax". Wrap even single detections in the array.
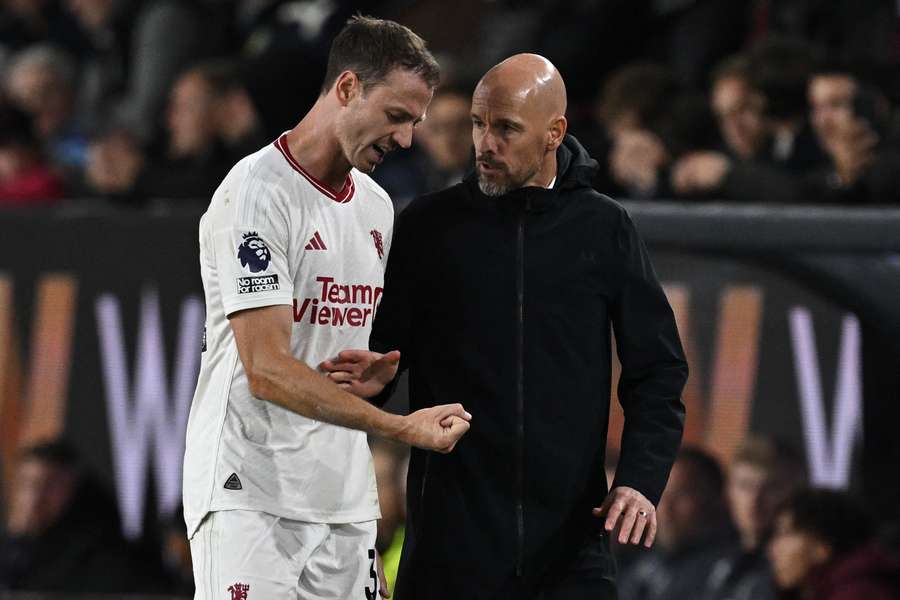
[{"xmin": 230, "ymin": 304, "xmax": 470, "ymax": 452}]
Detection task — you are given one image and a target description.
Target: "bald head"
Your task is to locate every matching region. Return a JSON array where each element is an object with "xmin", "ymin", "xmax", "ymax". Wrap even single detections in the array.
[
  {"xmin": 476, "ymin": 54, "xmax": 567, "ymax": 123},
  {"xmin": 471, "ymin": 54, "xmax": 568, "ymax": 196}
]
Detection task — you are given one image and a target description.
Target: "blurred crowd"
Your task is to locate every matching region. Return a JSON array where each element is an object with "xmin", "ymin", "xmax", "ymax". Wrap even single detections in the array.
[
  {"xmin": 0, "ymin": 0, "xmax": 898, "ymax": 209},
  {"xmin": 3, "ymin": 436, "xmax": 898, "ymax": 598},
  {"xmin": 613, "ymin": 439, "xmax": 900, "ymax": 600}
]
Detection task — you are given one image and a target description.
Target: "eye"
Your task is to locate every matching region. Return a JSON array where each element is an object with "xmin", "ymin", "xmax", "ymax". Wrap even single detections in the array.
[
  {"xmin": 472, "ymin": 118, "xmax": 485, "ymax": 129},
  {"xmin": 387, "ymin": 112, "xmax": 405, "ymax": 123}
]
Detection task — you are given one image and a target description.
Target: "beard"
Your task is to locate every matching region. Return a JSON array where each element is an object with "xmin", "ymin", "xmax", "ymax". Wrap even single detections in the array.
[
  {"xmin": 477, "ymin": 176, "xmax": 512, "ymax": 197},
  {"xmin": 477, "ymin": 162, "xmax": 541, "ymax": 197}
]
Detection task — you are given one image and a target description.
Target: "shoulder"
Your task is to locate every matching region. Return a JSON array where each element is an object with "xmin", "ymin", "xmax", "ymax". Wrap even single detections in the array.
[
  {"xmin": 205, "ymin": 144, "xmax": 292, "ymax": 229},
  {"xmin": 401, "ymin": 181, "xmax": 468, "ymax": 223},
  {"xmin": 568, "ymin": 186, "xmax": 630, "ymax": 220},
  {"xmin": 352, "ymin": 170, "xmax": 394, "ymax": 214}
]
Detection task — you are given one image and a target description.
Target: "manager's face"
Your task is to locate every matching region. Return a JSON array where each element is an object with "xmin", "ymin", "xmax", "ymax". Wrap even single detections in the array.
[{"xmin": 471, "ymin": 84, "xmax": 549, "ymax": 197}]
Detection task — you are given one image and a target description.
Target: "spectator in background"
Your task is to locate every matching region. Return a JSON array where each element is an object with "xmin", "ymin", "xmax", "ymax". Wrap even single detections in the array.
[
  {"xmin": 746, "ymin": 36, "xmax": 827, "ymax": 173},
  {"xmin": 768, "ymin": 488, "xmax": 900, "ymax": 600},
  {"xmin": 671, "ymin": 38, "xmax": 829, "ymax": 202},
  {"xmin": 67, "ymin": 0, "xmax": 199, "ymax": 141},
  {"xmin": 705, "ymin": 436, "xmax": 807, "ymax": 600},
  {"xmin": 0, "ymin": 440, "xmax": 169, "ymax": 593},
  {"xmin": 593, "ymin": 62, "xmax": 677, "ymax": 199},
  {"xmin": 85, "ymin": 62, "xmax": 232, "ymax": 203},
  {"xmin": 194, "ymin": 59, "xmax": 266, "ymax": 162},
  {"xmin": 416, "ymin": 83, "xmax": 473, "ymax": 190},
  {"xmin": 709, "ymin": 53, "xmax": 767, "ymax": 161},
  {"xmin": 82, "ymin": 126, "xmax": 142, "ymax": 199},
  {"xmin": 807, "ymin": 62, "xmax": 900, "ymax": 204},
  {"xmin": 671, "ymin": 37, "xmax": 830, "ymax": 203},
  {"xmin": 619, "ymin": 447, "xmax": 735, "ymax": 600},
  {"xmin": 0, "ymin": 0, "xmax": 82, "ymax": 55},
  {"xmin": 667, "ymin": 52, "xmax": 770, "ymax": 201},
  {"xmin": 0, "ymin": 105, "xmax": 63, "ymax": 205},
  {"xmin": 3, "ymin": 43, "xmax": 88, "ymax": 175},
  {"xmin": 671, "ymin": 54, "xmax": 900, "ymax": 205}
]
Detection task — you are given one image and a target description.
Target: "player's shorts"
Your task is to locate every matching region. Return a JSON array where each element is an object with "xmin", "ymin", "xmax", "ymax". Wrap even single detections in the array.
[{"xmin": 190, "ymin": 510, "xmax": 379, "ymax": 599}]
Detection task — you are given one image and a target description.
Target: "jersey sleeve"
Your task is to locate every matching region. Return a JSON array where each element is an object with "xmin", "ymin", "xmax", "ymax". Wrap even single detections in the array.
[{"xmin": 211, "ymin": 174, "xmax": 295, "ymax": 317}]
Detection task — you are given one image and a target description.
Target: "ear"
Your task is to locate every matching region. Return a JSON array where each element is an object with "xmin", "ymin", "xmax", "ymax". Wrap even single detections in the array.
[
  {"xmin": 334, "ymin": 71, "xmax": 361, "ymax": 107},
  {"xmin": 546, "ymin": 116, "xmax": 568, "ymax": 151}
]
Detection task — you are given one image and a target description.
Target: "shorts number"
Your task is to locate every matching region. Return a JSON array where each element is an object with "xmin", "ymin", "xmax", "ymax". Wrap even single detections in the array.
[{"xmin": 365, "ymin": 548, "xmax": 378, "ymax": 600}]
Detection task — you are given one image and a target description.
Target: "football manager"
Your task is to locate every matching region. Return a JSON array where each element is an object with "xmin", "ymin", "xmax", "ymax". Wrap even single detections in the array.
[{"xmin": 323, "ymin": 53, "xmax": 689, "ymax": 599}]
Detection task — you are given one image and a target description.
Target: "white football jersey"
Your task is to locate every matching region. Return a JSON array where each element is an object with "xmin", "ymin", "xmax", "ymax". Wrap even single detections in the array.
[{"xmin": 183, "ymin": 134, "xmax": 393, "ymax": 537}]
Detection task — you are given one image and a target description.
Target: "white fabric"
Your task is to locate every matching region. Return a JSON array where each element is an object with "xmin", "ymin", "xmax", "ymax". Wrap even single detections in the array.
[
  {"xmin": 190, "ymin": 510, "xmax": 378, "ymax": 600},
  {"xmin": 183, "ymin": 134, "xmax": 392, "ymax": 538}
]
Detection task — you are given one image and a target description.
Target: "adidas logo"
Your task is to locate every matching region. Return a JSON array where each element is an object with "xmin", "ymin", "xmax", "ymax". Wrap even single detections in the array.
[
  {"xmin": 305, "ymin": 231, "xmax": 327, "ymax": 250},
  {"xmin": 224, "ymin": 473, "xmax": 242, "ymax": 490}
]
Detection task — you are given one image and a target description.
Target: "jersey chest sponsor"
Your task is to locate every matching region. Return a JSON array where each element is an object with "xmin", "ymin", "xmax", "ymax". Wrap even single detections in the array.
[{"xmin": 292, "ymin": 276, "xmax": 383, "ymax": 328}]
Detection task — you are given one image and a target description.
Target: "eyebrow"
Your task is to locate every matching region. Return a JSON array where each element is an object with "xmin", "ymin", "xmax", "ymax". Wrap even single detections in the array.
[
  {"xmin": 470, "ymin": 114, "xmax": 523, "ymax": 129},
  {"xmin": 496, "ymin": 118, "xmax": 523, "ymax": 130},
  {"xmin": 388, "ymin": 108, "xmax": 423, "ymax": 125}
]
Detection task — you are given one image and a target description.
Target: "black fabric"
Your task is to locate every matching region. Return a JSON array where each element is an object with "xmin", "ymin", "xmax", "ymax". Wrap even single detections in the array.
[{"xmin": 371, "ymin": 135, "xmax": 687, "ymax": 598}]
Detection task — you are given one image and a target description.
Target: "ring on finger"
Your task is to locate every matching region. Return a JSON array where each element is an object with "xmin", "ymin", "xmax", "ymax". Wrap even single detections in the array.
[{"xmin": 638, "ymin": 510, "xmax": 648, "ymax": 518}]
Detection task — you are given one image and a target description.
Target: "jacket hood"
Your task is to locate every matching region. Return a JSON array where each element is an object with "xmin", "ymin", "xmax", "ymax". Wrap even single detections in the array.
[
  {"xmin": 555, "ymin": 133, "xmax": 601, "ymax": 191},
  {"xmin": 463, "ymin": 134, "xmax": 599, "ymax": 211}
]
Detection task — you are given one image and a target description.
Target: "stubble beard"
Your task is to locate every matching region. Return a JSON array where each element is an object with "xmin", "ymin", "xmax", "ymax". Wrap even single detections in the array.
[
  {"xmin": 477, "ymin": 162, "xmax": 541, "ymax": 197},
  {"xmin": 478, "ymin": 176, "xmax": 511, "ymax": 197}
]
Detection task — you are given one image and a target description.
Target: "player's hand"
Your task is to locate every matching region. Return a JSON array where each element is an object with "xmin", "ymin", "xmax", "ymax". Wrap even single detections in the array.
[
  {"xmin": 400, "ymin": 404, "xmax": 472, "ymax": 453},
  {"xmin": 592, "ymin": 486, "xmax": 657, "ymax": 548},
  {"xmin": 319, "ymin": 350, "xmax": 401, "ymax": 398},
  {"xmin": 376, "ymin": 551, "xmax": 390, "ymax": 598}
]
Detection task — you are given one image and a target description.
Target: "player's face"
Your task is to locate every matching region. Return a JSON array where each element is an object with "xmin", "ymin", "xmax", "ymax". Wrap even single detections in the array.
[
  {"xmin": 336, "ymin": 68, "xmax": 433, "ymax": 173},
  {"xmin": 471, "ymin": 85, "xmax": 549, "ymax": 197}
]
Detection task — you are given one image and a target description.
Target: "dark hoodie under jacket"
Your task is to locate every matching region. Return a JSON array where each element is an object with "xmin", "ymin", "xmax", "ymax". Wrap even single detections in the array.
[{"xmin": 371, "ymin": 134, "xmax": 688, "ymax": 599}]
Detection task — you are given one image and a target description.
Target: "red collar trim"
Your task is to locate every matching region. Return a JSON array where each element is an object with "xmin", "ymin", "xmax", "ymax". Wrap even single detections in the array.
[{"xmin": 274, "ymin": 134, "xmax": 354, "ymax": 203}]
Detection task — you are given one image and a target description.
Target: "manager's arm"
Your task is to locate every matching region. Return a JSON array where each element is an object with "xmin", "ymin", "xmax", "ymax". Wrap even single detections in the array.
[
  {"xmin": 610, "ymin": 210, "xmax": 688, "ymax": 504},
  {"xmin": 230, "ymin": 304, "xmax": 469, "ymax": 453},
  {"xmin": 595, "ymin": 209, "xmax": 687, "ymax": 546}
]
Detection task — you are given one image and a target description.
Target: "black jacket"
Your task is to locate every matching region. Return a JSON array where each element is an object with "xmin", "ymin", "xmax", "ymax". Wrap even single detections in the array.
[{"xmin": 371, "ymin": 135, "xmax": 687, "ymax": 598}]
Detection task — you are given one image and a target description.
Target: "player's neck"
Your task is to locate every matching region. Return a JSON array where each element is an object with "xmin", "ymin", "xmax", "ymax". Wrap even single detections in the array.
[{"xmin": 285, "ymin": 103, "xmax": 352, "ymax": 191}]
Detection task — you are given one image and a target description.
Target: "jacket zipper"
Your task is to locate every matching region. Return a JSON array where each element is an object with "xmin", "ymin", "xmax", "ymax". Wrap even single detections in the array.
[{"xmin": 515, "ymin": 201, "xmax": 527, "ymax": 576}]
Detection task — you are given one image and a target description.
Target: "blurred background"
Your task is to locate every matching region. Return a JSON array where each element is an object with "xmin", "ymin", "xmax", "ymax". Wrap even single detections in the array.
[{"xmin": 0, "ymin": 0, "xmax": 899, "ymax": 598}]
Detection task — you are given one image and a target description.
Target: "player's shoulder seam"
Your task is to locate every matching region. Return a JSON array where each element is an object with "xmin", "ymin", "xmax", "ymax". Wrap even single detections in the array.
[{"xmin": 225, "ymin": 148, "xmax": 294, "ymax": 229}]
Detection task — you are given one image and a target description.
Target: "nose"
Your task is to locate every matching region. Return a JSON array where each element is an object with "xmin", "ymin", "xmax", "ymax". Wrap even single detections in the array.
[{"xmin": 393, "ymin": 123, "xmax": 414, "ymax": 150}]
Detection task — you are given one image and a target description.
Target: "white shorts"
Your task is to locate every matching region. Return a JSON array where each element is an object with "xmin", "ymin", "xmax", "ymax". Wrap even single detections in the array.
[{"xmin": 190, "ymin": 510, "xmax": 379, "ymax": 599}]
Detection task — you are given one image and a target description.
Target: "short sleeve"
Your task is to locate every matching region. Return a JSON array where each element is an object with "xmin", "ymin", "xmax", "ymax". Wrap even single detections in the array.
[{"xmin": 211, "ymin": 176, "xmax": 295, "ymax": 317}]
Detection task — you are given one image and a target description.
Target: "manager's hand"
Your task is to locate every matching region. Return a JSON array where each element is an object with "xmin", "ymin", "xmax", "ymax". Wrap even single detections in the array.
[
  {"xmin": 593, "ymin": 486, "xmax": 657, "ymax": 547},
  {"xmin": 320, "ymin": 349, "xmax": 400, "ymax": 398}
]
